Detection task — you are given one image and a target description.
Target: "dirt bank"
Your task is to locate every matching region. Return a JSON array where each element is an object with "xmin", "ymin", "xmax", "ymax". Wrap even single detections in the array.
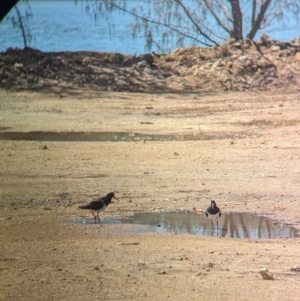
[{"xmin": 1, "ymin": 37, "xmax": 300, "ymax": 93}]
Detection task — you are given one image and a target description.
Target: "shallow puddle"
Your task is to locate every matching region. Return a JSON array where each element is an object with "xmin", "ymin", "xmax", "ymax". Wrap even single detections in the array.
[
  {"xmin": 0, "ymin": 131, "xmax": 201, "ymax": 142},
  {"xmin": 76, "ymin": 211, "xmax": 299, "ymax": 239}
]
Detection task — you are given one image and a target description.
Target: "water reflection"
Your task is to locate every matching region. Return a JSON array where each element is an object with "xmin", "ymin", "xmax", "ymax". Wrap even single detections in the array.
[{"xmin": 112, "ymin": 212, "xmax": 298, "ymax": 239}]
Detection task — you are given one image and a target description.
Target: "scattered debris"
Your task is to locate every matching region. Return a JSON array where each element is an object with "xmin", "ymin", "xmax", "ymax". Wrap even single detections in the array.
[{"xmin": 1, "ymin": 35, "xmax": 299, "ymax": 92}]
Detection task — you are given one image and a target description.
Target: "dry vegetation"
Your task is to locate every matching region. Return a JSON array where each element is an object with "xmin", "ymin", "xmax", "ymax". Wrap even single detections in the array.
[{"xmin": 0, "ymin": 36, "xmax": 300, "ymax": 93}]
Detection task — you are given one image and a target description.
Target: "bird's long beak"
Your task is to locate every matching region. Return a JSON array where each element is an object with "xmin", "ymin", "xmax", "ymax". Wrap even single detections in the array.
[{"xmin": 113, "ymin": 196, "xmax": 120, "ymax": 202}]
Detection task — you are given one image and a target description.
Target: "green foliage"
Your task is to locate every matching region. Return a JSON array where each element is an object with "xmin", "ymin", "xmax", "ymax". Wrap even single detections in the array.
[{"xmin": 80, "ymin": 0, "xmax": 300, "ymax": 53}]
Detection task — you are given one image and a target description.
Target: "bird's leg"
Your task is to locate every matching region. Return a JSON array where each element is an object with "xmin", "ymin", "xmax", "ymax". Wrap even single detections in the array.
[
  {"xmin": 92, "ymin": 212, "xmax": 97, "ymax": 223},
  {"xmin": 97, "ymin": 213, "xmax": 100, "ymax": 223}
]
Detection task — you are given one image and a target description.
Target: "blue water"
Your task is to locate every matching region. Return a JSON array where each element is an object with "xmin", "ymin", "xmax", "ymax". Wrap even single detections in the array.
[{"xmin": 0, "ymin": 1, "xmax": 299, "ymax": 55}]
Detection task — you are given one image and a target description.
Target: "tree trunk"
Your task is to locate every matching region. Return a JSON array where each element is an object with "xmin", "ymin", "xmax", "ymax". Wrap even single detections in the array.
[
  {"xmin": 247, "ymin": 0, "xmax": 272, "ymax": 40},
  {"xmin": 228, "ymin": 0, "xmax": 243, "ymax": 41},
  {"xmin": 15, "ymin": 6, "xmax": 27, "ymax": 48}
]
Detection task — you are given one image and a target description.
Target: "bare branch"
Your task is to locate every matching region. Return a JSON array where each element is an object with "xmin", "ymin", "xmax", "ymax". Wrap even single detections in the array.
[
  {"xmin": 216, "ymin": 0, "xmax": 233, "ymax": 23},
  {"xmin": 9, "ymin": 1, "xmax": 33, "ymax": 48},
  {"xmin": 203, "ymin": 0, "xmax": 232, "ymax": 34},
  {"xmin": 247, "ymin": 0, "xmax": 272, "ymax": 40},
  {"xmin": 173, "ymin": 0, "xmax": 219, "ymax": 45},
  {"xmin": 110, "ymin": 1, "xmax": 216, "ymax": 47},
  {"xmin": 251, "ymin": 0, "xmax": 257, "ymax": 27}
]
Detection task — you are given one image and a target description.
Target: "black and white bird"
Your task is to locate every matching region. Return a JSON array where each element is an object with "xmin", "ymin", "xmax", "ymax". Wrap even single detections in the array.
[
  {"xmin": 78, "ymin": 192, "xmax": 120, "ymax": 223},
  {"xmin": 205, "ymin": 200, "xmax": 221, "ymax": 230}
]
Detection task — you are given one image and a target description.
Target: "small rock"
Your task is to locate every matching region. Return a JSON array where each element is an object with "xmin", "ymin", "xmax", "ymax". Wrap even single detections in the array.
[
  {"xmin": 136, "ymin": 53, "xmax": 154, "ymax": 66},
  {"xmin": 82, "ymin": 57, "xmax": 92, "ymax": 65},
  {"xmin": 270, "ymin": 45, "xmax": 280, "ymax": 52},
  {"xmin": 158, "ymin": 270, "xmax": 167, "ymax": 275},
  {"xmin": 14, "ymin": 62, "xmax": 24, "ymax": 70},
  {"xmin": 137, "ymin": 260, "xmax": 146, "ymax": 266},
  {"xmin": 174, "ymin": 256, "xmax": 183, "ymax": 261},
  {"xmin": 193, "ymin": 208, "xmax": 203, "ymax": 213},
  {"xmin": 27, "ymin": 75, "xmax": 35, "ymax": 83},
  {"xmin": 294, "ymin": 52, "xmax": 300, "ymax": 61},
  {"xmin": 43, "ymin": 207, "xmax": 52, "ymax": 210},
  {"xmin": 261, "ymin": 34, "xmax": 272, "ymax": 47},
  {"xmin": 292, "ymin": 37, "xmax": 300, "ymax": 45},
  {"xmin": 42, "ymin": 145, "xmax": 48, "ymax": 150},
  {"xmin": 259, "ymin": 268, "xmax": 274, "ymax": 280},
  {"xmin": 233, "ymin": 42, "xmax": 241, "ymax": 49},
  {"xmin": 290, "ymin": 265, "xmax": 300, "ymax": 272}
]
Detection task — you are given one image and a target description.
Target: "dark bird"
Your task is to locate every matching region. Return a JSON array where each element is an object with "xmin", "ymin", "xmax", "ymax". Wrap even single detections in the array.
[
  {"xmin": 78, "ymin": 192, "xmax": 120, "ymax": 223},
  {"xmin": 205, "ymin": 200, "xmax": 221, "ymax": 230}
]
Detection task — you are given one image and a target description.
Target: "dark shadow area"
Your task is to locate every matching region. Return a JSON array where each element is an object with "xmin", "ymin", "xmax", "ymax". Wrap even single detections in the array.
[
  {"xmin": 0, "ymin": 131, "xmax": 202, "ymax": 142},
  {"xmin": 0, "ymin": 130, "xmax": 250, "ymax": 141}
]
